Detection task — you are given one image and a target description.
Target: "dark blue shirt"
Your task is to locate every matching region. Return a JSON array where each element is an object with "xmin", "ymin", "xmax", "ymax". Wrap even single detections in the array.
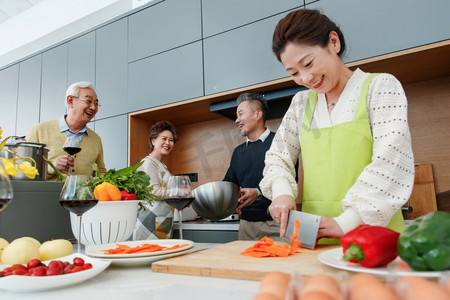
[{"xmin": 223, "ymin": 131, "xmax": 275, "ymax": 221}]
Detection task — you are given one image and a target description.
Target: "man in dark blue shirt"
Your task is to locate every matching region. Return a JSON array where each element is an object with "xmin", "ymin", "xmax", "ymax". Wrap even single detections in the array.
[{"xmin": 223, "ymin": 93, "xmax": 281, "ymax": 240}]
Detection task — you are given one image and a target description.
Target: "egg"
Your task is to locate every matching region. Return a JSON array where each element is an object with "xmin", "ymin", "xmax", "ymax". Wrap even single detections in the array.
[
  {"xmin": 300, "ymin": 274, "xmax": 341, "ymax": 299},
  {"xmin": 258, "ymin": 271, "xmax": 291, "ymax": 299},
  {"xmin": 350, "ymin": 274, "xmax": 396, "ymax": 300},
  {"xmin": 395, "ymin": 276, "xmax": 449, "ymax": 300},
  {"xmin": 301, "ymin": 291, "xmax": 335, "ymax": 300},
  {"xmin": 252, "ymin": 292, "xmax": 283, "ymax": 300}
]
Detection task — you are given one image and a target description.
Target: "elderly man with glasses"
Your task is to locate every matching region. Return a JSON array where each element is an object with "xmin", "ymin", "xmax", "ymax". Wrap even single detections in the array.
[{"xmin": 26, "ymin": 81, "xmax": 107, "ymax": 180}]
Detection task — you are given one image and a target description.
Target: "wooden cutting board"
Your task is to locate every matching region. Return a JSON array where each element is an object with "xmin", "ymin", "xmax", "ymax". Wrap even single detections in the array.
[
  {"xmin": 152, "ymin": 241, "xmax": 340, "ymax": 281},
  {"xmin": 403, "ymin": 163, "xmax": 437, "ymax": 219}
]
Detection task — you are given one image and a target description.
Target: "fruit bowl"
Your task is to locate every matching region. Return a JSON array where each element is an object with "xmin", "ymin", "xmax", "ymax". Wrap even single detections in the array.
[{"xmin": 70, "ymin": 200, "xmax": 139, "ymax": 246}]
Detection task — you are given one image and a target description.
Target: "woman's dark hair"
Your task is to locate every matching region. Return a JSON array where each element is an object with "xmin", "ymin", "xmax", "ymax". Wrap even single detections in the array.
[
  {"xmin": 148, "ymin": 121, "xmax": 178, "ymax": 152},
  {"xmin": 272, "ymin": 9, "xmax": 346, "ymax": 61}
]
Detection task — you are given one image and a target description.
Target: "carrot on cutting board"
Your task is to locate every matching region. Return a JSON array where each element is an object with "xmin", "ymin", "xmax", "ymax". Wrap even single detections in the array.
[{"xmin": 240, "ymin": 226, "xmax": 304, "ymax": 258}]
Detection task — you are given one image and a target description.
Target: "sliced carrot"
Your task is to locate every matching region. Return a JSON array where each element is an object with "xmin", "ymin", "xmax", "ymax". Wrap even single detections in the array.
[
  {"xmin": 290, "ymin": 219, "xmax": 300, "ymax": 242},
  {"xmin": 100, "ymin": 243, "xmax": 189, "ymax": 255},
  {"xmin": 240, "ymin": 231, "xmax": 304, "ymax": 258}
]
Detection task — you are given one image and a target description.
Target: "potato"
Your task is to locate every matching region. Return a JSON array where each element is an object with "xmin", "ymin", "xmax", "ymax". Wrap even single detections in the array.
[
  {"xmin": 12, "ymin": 236, "xmax": 41, "ymax": 248},
  {"xmin": 1, "ymin": 239, "xmax": 40, "ymax": 264},
  {"xmin": 0, "ymin": 238, "xmax": 9, "ymax": 261},
  {"xmin": 39, "ymin": 239, "xmax": 73, "ymax": 261}
]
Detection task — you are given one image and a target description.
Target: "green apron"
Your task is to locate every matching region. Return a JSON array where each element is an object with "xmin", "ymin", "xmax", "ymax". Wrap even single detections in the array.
[{"xmin": 300, "ymin": 73, "xmax": 404, "ymax": 243}]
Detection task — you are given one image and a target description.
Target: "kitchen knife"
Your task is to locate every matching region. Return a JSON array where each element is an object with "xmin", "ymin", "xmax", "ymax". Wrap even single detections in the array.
[{"xmin": 281, "ymin": 210, "xmax": 321, "ymax": 249}]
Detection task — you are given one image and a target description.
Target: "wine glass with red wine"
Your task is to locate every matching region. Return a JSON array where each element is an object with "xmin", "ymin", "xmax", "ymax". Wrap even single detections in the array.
[
  {"xmin": 63, "ymin": 136, "xmax": 81, "ymax": 175},
  {"xmin": 0, "ymin": 159, "xmax": 13, "ymax": 212},
  {"xmin": 59, "ymin": 175, "xmax": 97, "ymax": 253},
  {"xmin": 164, "ymin": 175, "xmax": 194, "ymax": 240}
]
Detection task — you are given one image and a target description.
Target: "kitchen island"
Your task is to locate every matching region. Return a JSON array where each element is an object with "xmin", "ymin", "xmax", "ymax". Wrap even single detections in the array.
[{"xmin": 0, "ymin": 243, "xmax": 260, "ymax": 299}]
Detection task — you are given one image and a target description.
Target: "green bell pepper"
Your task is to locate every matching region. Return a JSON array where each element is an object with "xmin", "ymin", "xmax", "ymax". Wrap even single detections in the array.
[{"xmin": 398, "ymin": 211, "xmax": 450, "ymax": 271}]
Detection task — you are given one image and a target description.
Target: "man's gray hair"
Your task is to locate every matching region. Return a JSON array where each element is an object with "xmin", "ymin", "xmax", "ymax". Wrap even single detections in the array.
[
  {"xmin": 65, "ymin": 81, "xmax": 97, "ymax": 108},
  {"xmin": 236, "ymin": 93, "xmax": 269, "ymax": 122}
]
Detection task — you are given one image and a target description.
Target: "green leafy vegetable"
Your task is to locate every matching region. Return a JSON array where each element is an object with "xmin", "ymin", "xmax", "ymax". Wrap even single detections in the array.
[{"xmin": 91, "ymin": 161, "xmax": 159, "ymax": 209}]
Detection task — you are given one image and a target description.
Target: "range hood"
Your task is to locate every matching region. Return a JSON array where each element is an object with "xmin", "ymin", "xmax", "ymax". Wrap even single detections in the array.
[{"xmin": 210, "ymin": 85, "xmax": 307, "ymax": 121}]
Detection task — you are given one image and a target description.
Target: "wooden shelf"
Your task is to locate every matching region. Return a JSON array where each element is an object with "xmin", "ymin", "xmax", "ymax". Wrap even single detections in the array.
[
  {"xmin": 129, "ymin": 40, "xmax": 450, "ymax": 127},
  {"xmin": 128, "ymin": 40, "xmax": 450, "ymax": 196}
]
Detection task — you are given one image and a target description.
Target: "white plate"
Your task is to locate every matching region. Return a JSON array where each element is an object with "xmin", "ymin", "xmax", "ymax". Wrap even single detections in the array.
[
  {"xmin": 99, "ymin": 248, "xmax": 192, "ymax": 267},
  {"xmin": 318, "ymin": 248, "xmax": 444, "ymax": 278},
  {"xmin": 0, "ymin": 253, "xmax": 111, "ymax": 292},
  {"xmin": 85, "ymin": 239, "xmax": 194, "ymax": 258}
]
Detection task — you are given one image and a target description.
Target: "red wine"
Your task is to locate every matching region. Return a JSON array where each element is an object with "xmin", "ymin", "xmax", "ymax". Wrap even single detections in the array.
[
  {"xmin": 63, "ymin": 147, "xmax": 81, "ymax": 156},
  {"xmin": 0, "ymin": 197, "xmax": 12, "ymax": 212},
  {"xmin": 164, "ymin": 197, "xmax": 195, "ymax": 210},
  {"xmin": 60, "ymin": 200, "xmax": 98, "ymax": 215}
]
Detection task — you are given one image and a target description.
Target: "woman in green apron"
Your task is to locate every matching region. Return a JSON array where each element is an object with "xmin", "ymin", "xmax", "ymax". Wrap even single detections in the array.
[{"xmin": 260, "ymin": 9, "xmax": 415, "ymax": 242}]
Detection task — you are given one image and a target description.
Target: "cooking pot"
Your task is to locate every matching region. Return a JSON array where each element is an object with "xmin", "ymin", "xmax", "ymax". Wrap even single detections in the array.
[{"xmin": 0, "ymin": 136, "xmax": 49, "ymax": 180}]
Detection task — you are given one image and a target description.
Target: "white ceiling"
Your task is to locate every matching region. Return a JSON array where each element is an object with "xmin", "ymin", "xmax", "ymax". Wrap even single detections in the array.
[
  {"xmin": 0, "ymin": 0, "xmax": 44, "ymax": 24},
  {"xmin": 0, "ymin": 0, "xmax": 143, "ymax": 69}
]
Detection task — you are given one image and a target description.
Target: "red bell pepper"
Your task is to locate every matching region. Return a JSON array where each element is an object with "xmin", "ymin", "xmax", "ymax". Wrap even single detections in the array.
[
  {"xmin": 120, "ymin": 190, "xmax": 137, "ymax": 200},
  {"xmin": 340, "ymin": 224, "xmax": 400, "ymax": 268}
]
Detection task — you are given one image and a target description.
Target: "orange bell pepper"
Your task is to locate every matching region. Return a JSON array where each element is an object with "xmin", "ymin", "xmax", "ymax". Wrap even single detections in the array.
[{"xmin": 93, "ymin": 182, "xmax": 122, "ymax": 201}]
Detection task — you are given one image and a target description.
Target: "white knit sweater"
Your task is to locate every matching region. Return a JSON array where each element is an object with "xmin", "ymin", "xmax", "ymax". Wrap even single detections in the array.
[{"xmin": 260, "ymin": 69, "xmax": 415, "ymax": 233}]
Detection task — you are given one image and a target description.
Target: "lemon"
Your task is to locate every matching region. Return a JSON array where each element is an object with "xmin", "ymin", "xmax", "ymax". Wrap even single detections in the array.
[
  {"xmin": 1, "ymin": 239, "xmax": 40, "ymax": 265},
  {"xmin": 39, "ymin": 239, "xmax": 73, "ymax": 261},
  {"xmin": 12, "ymin": 237, "xmax": 41, "ymax": 248}
]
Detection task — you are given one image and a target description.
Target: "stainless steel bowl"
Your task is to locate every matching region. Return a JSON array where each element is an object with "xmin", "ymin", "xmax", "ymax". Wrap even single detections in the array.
[{"xmin": 192, "ymin": 181, "xmax": 239, "ymax": 220}]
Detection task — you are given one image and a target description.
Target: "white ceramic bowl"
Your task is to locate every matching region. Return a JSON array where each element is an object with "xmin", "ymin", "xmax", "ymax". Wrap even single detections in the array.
[{"xmin": 70, "ymin": 200, "xmax": 139, "ymax": 246}]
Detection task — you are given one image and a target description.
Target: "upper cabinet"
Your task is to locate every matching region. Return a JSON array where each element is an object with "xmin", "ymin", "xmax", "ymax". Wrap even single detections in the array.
[
  {"xmin": 16, "ymin": 55, "xmax": 42, "ymax": 136},
  {"xmin": 40, "ymin": 44, "xmax": 68, "ymax": 123},
  {"xmin": 93, "ymin": 115, "xmax": 128, "ymax": 170},
  {"xmin": 95, "ymin": 18, "xmax": 128, "ymax": 119},
  {"xmin": 308, "ymin": 0, "xmax": 450, "ymax": 63},
  {"xmin": 128, "ymin": 0, "xmax": 202, "ymax": 62},
  {"xmin": 0, "ymin": 65, "xmax": 19, "ymax": 137},
  {"xmin": 128, "ymin": 41, "xmax": 204, "ymax": 112},
  {"xmin": 201, "ymin": 0, "xmax": 300, "ymax": 38},
  {"xmin": 68, "ymin": 32, "xmax": 96, "ymax": 85},
  {"xmin": 203, "ymin": 15, "xmax": 287, "ymax": 95}
]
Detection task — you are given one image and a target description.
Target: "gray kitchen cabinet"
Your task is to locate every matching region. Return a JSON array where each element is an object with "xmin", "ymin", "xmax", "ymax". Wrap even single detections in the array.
[
  {"xmin": 307, "ymin": 0, "xmax": 450, "ymax": 63},
  {"xmin": 0, "ymin": 64, "xmax": 19, "ymax": 137},
  {"xmin": 40, "ymin": 44, "xmax": 68, "ymax": 123},
  {"xmin": 128, "ymin": 41, "xmax": 203, "ymax": 111},
  {"xmin": 128, "ymin": 0, "xmax": 202, "ymax": 63},
  {"xmin": 93, "ymin": 115, "xmax": 128, "ymax": 170},
  {"xmin": 203, "ymin": 15, "xmax": 287, "ymax": 95},
  {"xmin": 68, "ymin": 31, "xmax": 96, "ymax": 85},
  {"xmin": 202, "ymin": 0, "xmax": 301, "ymax": 38},
  {"xmin": 16, "ymin": 55, "xmax": 42, "ymax": 137},
  {"xmin": 0, "ymin": 181, "xmax": 73, "ymax": 243},
  {"xmin": 95, "ymin": 18, "xmax": 128, "ymax": 120}
]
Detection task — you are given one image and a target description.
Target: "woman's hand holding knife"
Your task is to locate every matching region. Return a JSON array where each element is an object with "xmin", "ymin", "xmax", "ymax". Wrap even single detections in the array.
[{"xmin": 268, "ymin": 195, "xmax": 296, "ymax": 237}]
